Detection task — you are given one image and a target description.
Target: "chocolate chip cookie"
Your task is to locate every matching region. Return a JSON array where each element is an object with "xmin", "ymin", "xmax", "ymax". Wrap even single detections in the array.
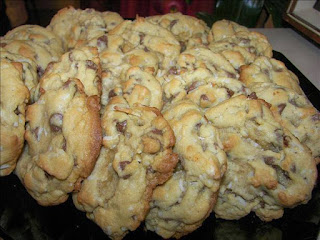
[
  {"xmin": 147, "ymin": 12, "xmax": 209, "ymax": 51},
  {"xmin": 240, "ymin": 56, "xmax": 302, "ymax": 94},
  {"xmin": 205, "ymin": 95, "xmax": 317, "ymax": 221},
  {"xmin": 145, "ymin": 100, "xmax": 227, "ymax": 238},
  {"xmin": 250, "ymin": 82, "xmax": 320, "ymax": 162},
  {"xmin": 0, "ymin": 59, "xmax": 29, "ymax": 176},
  {"xmin": 73, "ymin": 96, "xmax": 178, "ymax": 240},
  {"xmin": 3, "ymin": 24, "xmax": 64, "ymax": 55},
  {"xmin": 48, "ymin": 6, "xmax": 123, "ymax": 50}
]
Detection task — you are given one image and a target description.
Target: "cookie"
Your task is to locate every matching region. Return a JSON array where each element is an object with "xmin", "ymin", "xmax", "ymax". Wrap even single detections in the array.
[
  {"xmin": 48, "ymin": 6, "xmax": 123, "ymax": 50},
  {"xmin": 0, "ymin": 59, "xmax": 30, "ymax": 176},
  {"xmin": 209, "ymin": 31, "xmax": 273, "ymax": 70},
  {"xmin": 147, "ymin": 12, "xmax": 209, "ymax": 51},
  {"xmin": 38, "ymin": 46, "xmax": 102, "ymax": 98},
  {"xmin": 3, "ymin": 24, "xmax": 64, "ymax": 55},
  {"xmin": 86, "ymin": 34, "xmax": 162, "ymax": 107},
  {"xmin": 15, "ymin": 78, "xmax": 102, "ymax": 206},
  {"xmin": 14, "ymin": 46, "xmax": 102, "ymax": 205},
  {"xmin": 161, "ymin": 61, "xmax": 249, "ymax": 109},
  {"xmin": 175, "ymin": 47, "xmax": 238, "ymax": 79},
  {"xmin": 1, "ymin": 39, "xmax": 60, "ymax": 78},
  {"xmin": 145, "ymin": 100, "xmax": 227, "ymax": 238},
  {"xmin": 208, "ymin": 19, "xmax": 250, "ymax": 42},
  {"xmin": 73, "ymin": 96, "xmax": 178, "ymax": 240},
  {"xmin": 0, "ymin": 48, "xmax": 38, "ymax": 101},
  {"xmin": 250, "ymin": 82, "xmax": 320, "ymax": 161},
  {"xmin": 108, "ymin": 17, "xmax": 180, "ymax": 72},
  {"xmin": 240, "ymin": 56, "xmax": 302, "ymax": 94},
  {"xmin": 205, "ymin": 95, "xmax": 317, "ymax": 221}
]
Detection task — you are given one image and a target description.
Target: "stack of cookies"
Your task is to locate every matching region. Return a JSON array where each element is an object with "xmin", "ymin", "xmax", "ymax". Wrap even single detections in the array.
[{"xmin": 0, "ymin": 6, "xmax": 319, "ymax": 240}]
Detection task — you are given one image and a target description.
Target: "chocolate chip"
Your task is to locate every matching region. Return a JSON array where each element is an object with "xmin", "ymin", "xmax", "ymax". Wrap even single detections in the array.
[
  {"xmin": 0, "ymin": 42, "xmax": 7, "ymax": 48},
  {"xmin": 278, "ymin": 103, "xmax": 286, "ymax": 115},
  {"xmin": 170, "ymin": 19, "xmax": 178, "ymax": 29},
  {"xmin": 86, "ymin": 60, "xmax": 98, "ymax": 70},
  {"xmin": 123, "ymin": 174, "xmax": 131, "ymax": 179},
  {"xmin": 63, "ymin": 80, "xmax": 72, "ymax": 89},
  {"xmin": 139, "ymin": 33, "xmax": 145, "ymax": 44},
  {"xmin": 226, "ymin": 72, "xmax": 236, "ymax": 78},
  {"xmin": 248, "ymin": 92, "xmax": 258, "ymax": 99},
  {"xmin": 263, "ymin": 156, "xmax": 274, "ymax": 165},
  {"xmin": 168, "ymin": 66, "xmax": 178, "ymax": 75},
  {"xmin": 97, "ymin": 35, "xmax": 108, "ymax": 48},
  {"xmin": 273, "ymin": 165, "xmax": 291, "ymax": 186},
  {"xmin": 186, "ymin": 81, "xmax": 198, "ymax": 93},
  {"xmin": 200, "ymin": 94, "xmax": 209, "ymax": 101},
  {"xmin": 151, "ymin": 128, "xmax": 163, "ymax": 135},
  {"xmin": 291, "ymin": 164, "xmax": 296, "ymax": 173},
  {"xmin": 283, "ymin": 135, "xmax": 291, "ymax": 147},
  {"xmin": 49, "ymin": 113, "xmax": 63, "ymax": 132},
  {"xmin": 116, "ymin": 120, "xmax": 127, "ymax": 133},
  {"xmin": 119, "ymin": 161, "xmax": 131, "ymax": 171},
  {"xmin": 195, "ymin": 122, "xmax": 202, "ymax": 130},
  {"xmin": 226, "ymin": 88, "xmax": 234, "ymax": 98},
  {"xmin": 180, "ymin": 41, "xmax": 186, "ymax": 53},
  {"xmin": 14, "ymin": 107, "xmax": 20, "ymax": 115},
  {"xmin": 143, "ymin": 47, "xmax": 149, "ymax": 52},
  {"xmin": 37, "ymin": 66, "xmax": 44, "ymax": 77},
  {"xmin": 108, "ymin": 89, "xmax": 117, "ymax": 98}
]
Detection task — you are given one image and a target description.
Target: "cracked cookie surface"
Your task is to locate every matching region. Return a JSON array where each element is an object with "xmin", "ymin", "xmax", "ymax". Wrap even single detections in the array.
[
  {"xmin": 205, "ymin": 95, "xmax": 317, "ymax": 221},
  {"xmin": 3, "ymin": 24, "xmax": 64, "ymax": 55},
  {"xmin": 0, "ymin": 59, "xmax": 30, "ymax": 176},
  {"xmin": 250, "ymin": 82, "xmax": 320, "ymax": 161},
  {"xmin": 73, "ymin": 96, "xmax": 177, "ymax": 240},
  {"xmin": 147, "ymin": 12, "xmax": 209, "ymax": 51},
  {"xmin": 48, "ymin": 6, "xmax": 123, "ymax": 50},
  {"xmin": 145, "ymin": 100, "xmax": 227, "ymax": 238},
  {"xmin": 240, "ymin": 56, "xmax": 302, "ymax": 94},
  {"xmin": 15, "ymin": 47, "xmax": 102, "ymax": 205}
]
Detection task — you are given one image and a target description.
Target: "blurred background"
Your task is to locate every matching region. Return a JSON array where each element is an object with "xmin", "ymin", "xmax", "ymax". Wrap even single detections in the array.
[{"xmin": 0, "ymin": 0, "xmax": 292, "ymax": 36}]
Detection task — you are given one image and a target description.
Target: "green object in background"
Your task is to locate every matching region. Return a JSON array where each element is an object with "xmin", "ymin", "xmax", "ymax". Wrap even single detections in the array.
[
  {"xmin": 197, "ymin": 0, "xmax": 265, "ymax": 28},
  {"xmin": 196, "ymin": 0, "xmax": 289, "ymax": 28}
]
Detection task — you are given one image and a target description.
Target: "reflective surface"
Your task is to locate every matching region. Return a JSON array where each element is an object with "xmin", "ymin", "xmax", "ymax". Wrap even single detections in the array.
[{"xmin": 0, "ymin": 51, "xmax": 319, "ymax": 240}]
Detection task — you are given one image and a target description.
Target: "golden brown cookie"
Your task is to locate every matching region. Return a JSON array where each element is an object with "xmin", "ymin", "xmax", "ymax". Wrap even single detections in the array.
[
  {"xmin": 3, "ymin": 24, "xmax": 64, "ymax": 55},
  {"xmin": 205, "ymin": 95, "xmax": 317, "ymax": 221},
  {"xmin": 15, "ymin": 47, "xmax": 102, "ymax": 205},
  {"xmin": 147, "ymin": 12, "xmax": 209, "ymax": 51},
  {"xmin": 15, "ymin": 78, "xmax": 102, "ymax": 206},
  {"xmin": 108, "ymin": 17, "xmax": 180, "ymax": 72},
  {"xmin": 146, "ymin": 100, "xmax": 227, "ymax": 238},
  {"xmin": 240, "ymin": 56, "xmax": 302, "ymax": 94},
  {"xmin": 48, "ymin": 6, "xmax": 123, "ymax": 50},
  {"xmin": 250, "ymin": 82, "xmax": 320, "ymax": 161},
  {"xmin": 0, "ymin": 59, "xmax": 29, "ymax": 176},
  {"xmin": 0, "ymin": 48, "xmax": 38, "ymax": 101},
  {"xmin": 73, "ymin": 96, "xmax": 178, "ymax": 240}
]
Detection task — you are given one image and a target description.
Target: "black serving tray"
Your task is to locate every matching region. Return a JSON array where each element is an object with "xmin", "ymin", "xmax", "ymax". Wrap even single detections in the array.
[{"xmin": 1, "ymin": 51, "xmax": 319, "ymax": 240}]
